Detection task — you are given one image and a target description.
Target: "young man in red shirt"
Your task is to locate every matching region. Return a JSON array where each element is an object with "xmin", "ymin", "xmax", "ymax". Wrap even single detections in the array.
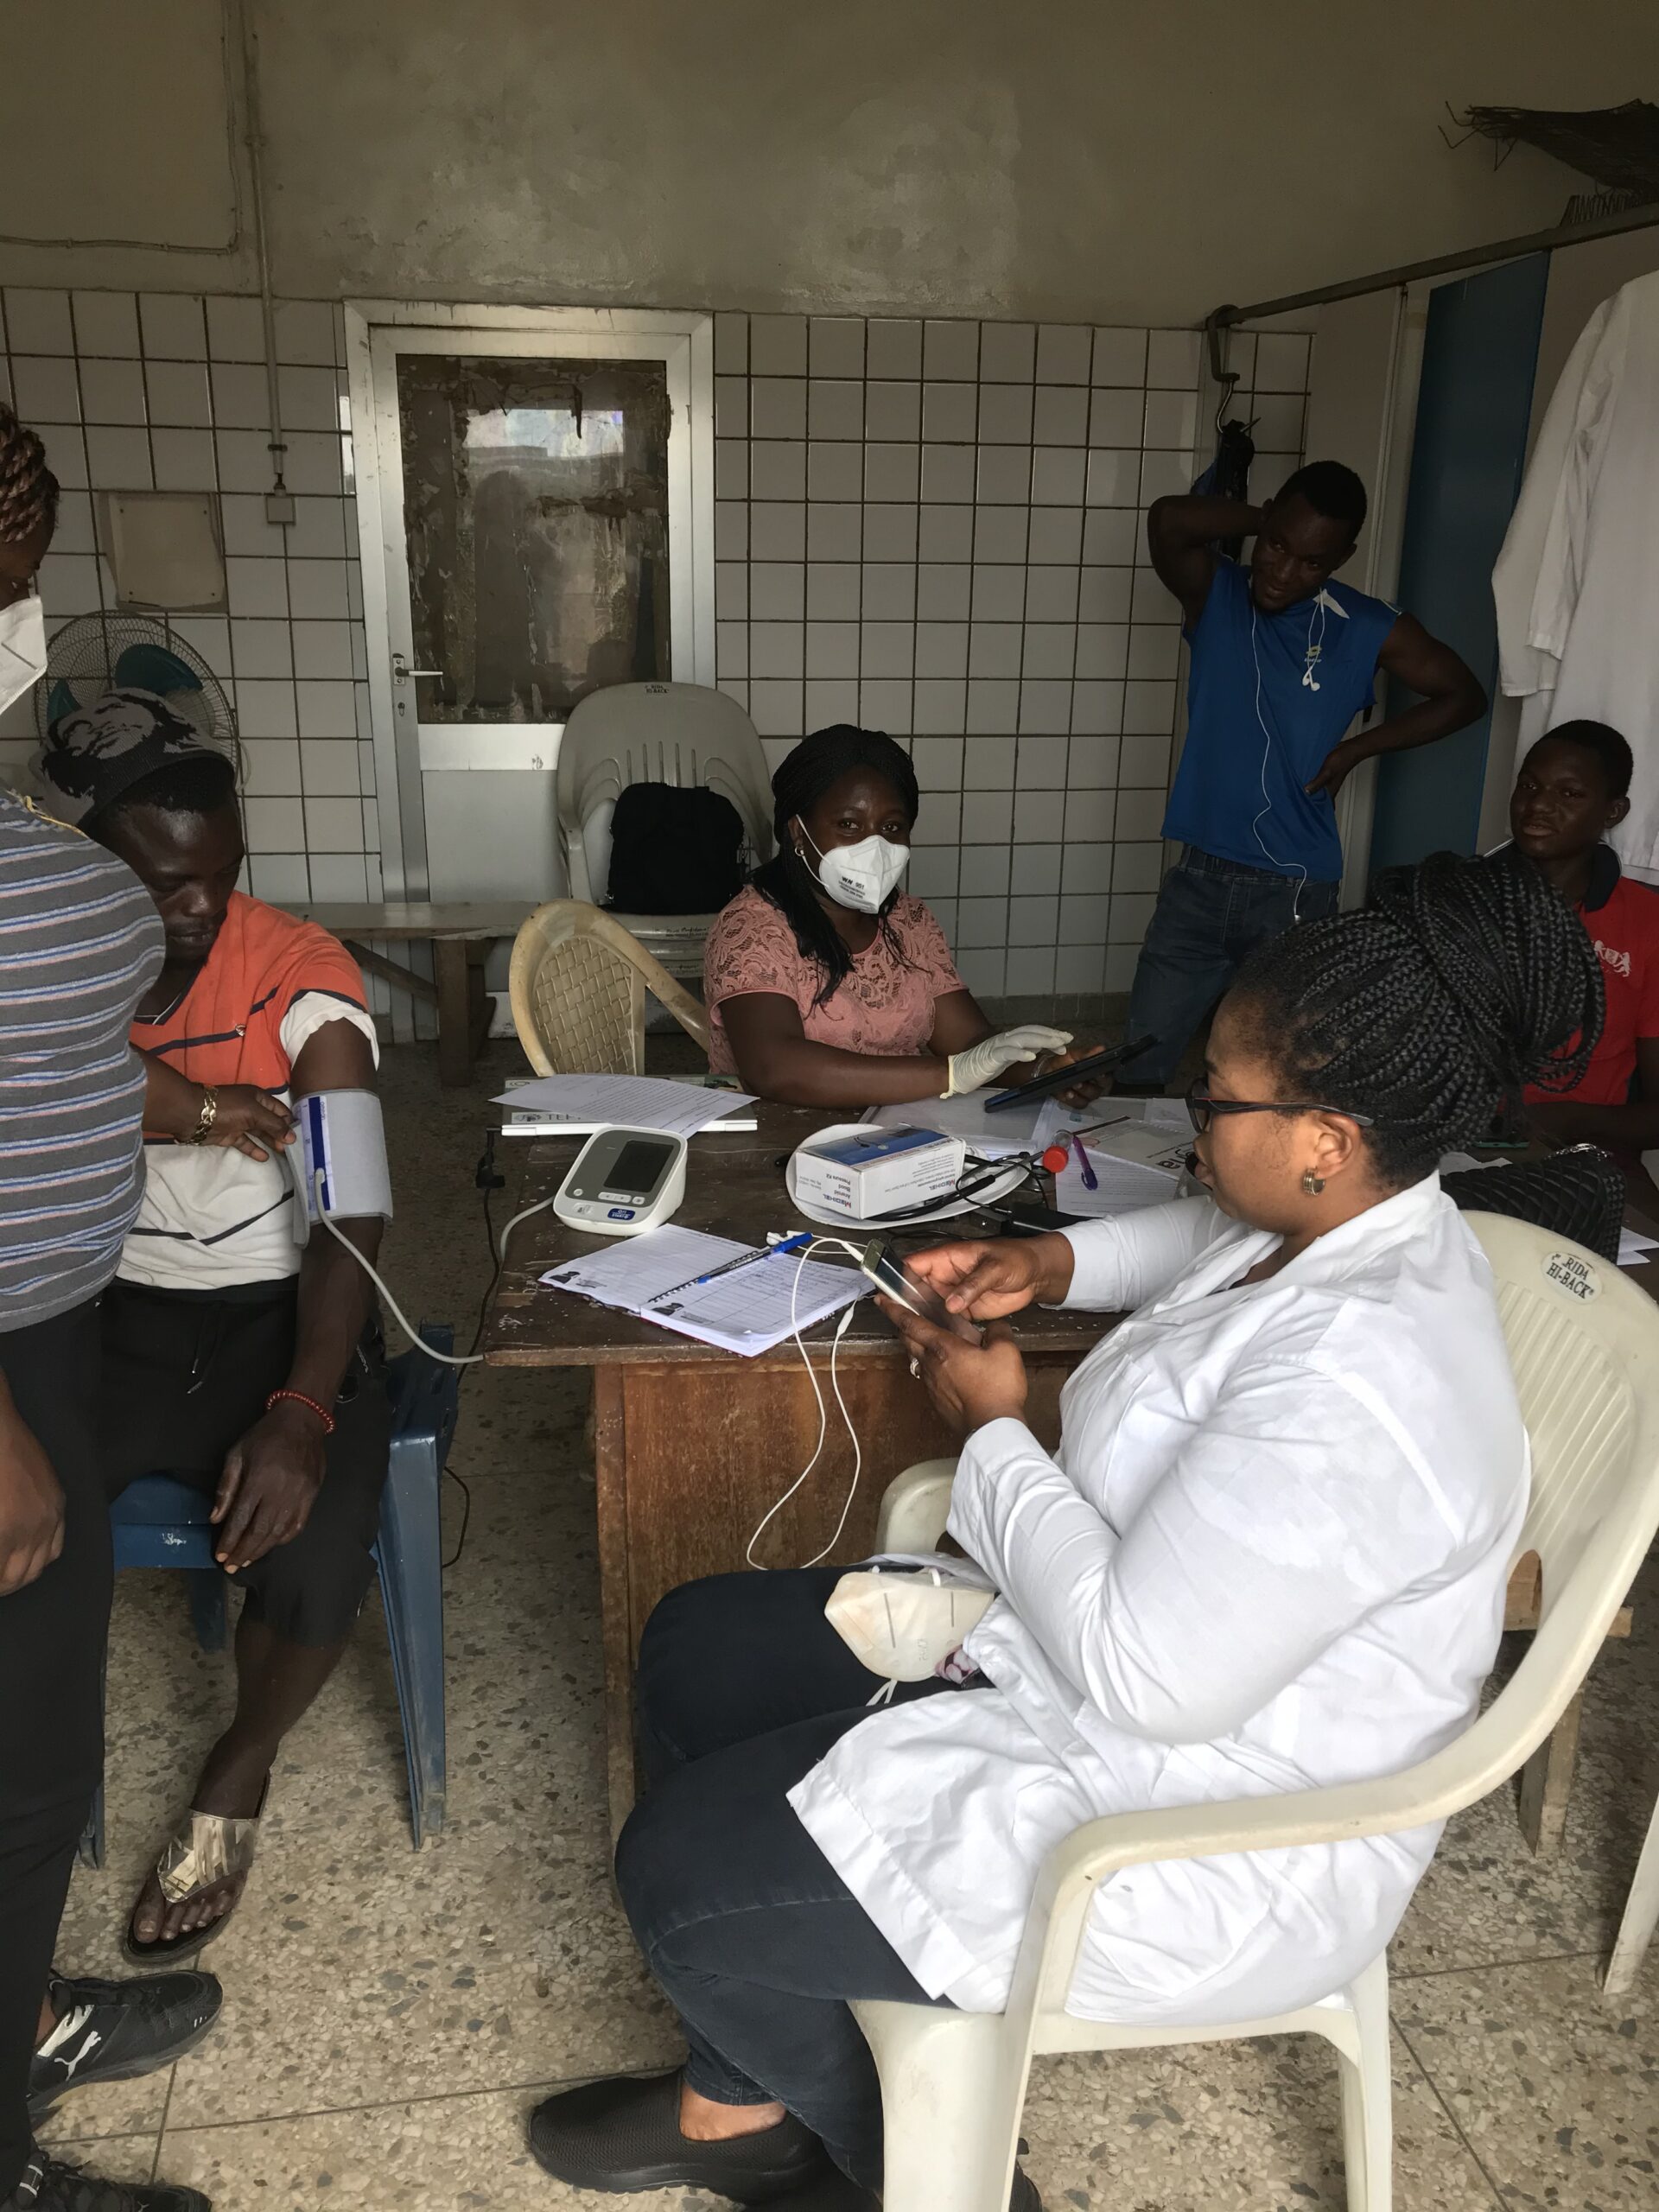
[{"xmin": 1510, "ymin": 720, "xmax": 1659, "ymax": 1154}]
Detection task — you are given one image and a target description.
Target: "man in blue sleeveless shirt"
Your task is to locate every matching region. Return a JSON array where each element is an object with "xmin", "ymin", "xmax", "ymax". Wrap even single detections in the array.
[{"xmin": 1118, "ymin": 461, "xmax": 1484, "ymax": 1086}]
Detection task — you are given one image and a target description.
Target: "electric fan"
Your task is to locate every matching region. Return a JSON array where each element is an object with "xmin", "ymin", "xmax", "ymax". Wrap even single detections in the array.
[{"xmin": 34, "ymin": 612, "xmax": 241, "ymax": 778}]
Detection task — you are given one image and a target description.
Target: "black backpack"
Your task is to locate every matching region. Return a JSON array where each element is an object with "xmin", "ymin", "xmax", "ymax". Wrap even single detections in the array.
[{"xmin": 602, "ymin": 780, "xmax": 747, "ymax": 915}]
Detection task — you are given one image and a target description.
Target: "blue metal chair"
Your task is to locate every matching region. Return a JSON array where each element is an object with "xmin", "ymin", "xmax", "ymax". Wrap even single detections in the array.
[{"xmin": 81, "ymin": 1332, "xmax": 460, "ymax": 1866}]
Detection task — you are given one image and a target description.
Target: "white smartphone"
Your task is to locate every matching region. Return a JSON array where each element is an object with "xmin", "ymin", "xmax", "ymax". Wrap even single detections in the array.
[{"xmin": 859, "ymin": 1237, "xmax": 984, "ymax": 1344}]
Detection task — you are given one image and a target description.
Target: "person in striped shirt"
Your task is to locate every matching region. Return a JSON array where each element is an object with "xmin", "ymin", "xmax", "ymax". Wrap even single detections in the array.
[{"xmin": 0, "ymin": 405, "xmax": 240, "ymax": 2212}]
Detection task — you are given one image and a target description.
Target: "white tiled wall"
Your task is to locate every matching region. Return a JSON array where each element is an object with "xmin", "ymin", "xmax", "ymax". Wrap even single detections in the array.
[
  {"xmin": 709, "ymin": 312, "xmax": 1308, "ymax": 1000},
  {"xmin": 1, "ymin": 288, "xmax": 1309, "ymax": 1004},
  {"xmin": 0, "ymin": 286, "xmax": 377, "ymax": 910}
]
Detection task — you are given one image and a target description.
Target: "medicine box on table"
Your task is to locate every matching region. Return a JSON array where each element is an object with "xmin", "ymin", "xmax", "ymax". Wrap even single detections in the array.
[{"xmin": 793, "ymin": 1127, "xmax": 966, "ymax": 1217}]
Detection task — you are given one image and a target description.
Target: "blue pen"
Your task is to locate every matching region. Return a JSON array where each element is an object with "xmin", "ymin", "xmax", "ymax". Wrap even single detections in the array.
[
  {"xmin": 692, "ymin": 1231, "xmax": 812, "ymax": 1287},
  {"xmin": 1071, "ymin": 1134, "xmax": 1098, "ymax": 1192}
]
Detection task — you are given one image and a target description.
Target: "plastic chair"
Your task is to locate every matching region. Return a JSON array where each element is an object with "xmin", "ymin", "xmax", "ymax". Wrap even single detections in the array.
[
  {"xmin": 509, "ymin": 899, "xmax": 711, "ymax": 1077},
  {"xmin": 82, "ymin": 1333, "xmax": 460, "ymax": 1866},
  {"xmin": 1605, "ymin": 1787, "xmax": 1659, "ymax": 1996},
  {"xmin": 556, "ymin": 681, "xmax": 772, "ymax": 978},
  {"xmin": 855, "ymin": 1215, "xmax": 1659, "ymax": 2212}
]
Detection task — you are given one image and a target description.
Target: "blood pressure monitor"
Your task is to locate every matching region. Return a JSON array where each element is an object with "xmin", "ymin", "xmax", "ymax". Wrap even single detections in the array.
[{"xmin": 551, "ymin": 1126, "xmax": 688, "ymax": 1236}]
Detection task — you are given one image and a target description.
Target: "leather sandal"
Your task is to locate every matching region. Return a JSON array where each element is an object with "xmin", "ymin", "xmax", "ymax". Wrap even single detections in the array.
[
  {"xmin": 121, "ymin": 1791, "xmax": 265, "ymax": 1966},
  {"xmin": 527, "ymin": 2069, "xmax": 828, "ymax": 2200}
]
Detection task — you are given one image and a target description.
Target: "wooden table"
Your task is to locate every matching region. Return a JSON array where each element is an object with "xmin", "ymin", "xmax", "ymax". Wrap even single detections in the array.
[
  {"xmin": 482, "ymin": 1101, "xmax": 1114, "ymax": 1832},
  {"xmin": 484, "ymin": 1117, "xmax": 1659, "ymax": 1840},
  {"xmin": 298, "ymin": 901, "xmax": 534, "ymax": 1084}
]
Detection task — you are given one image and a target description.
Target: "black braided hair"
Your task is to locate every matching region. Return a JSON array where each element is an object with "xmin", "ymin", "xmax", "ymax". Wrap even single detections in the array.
[
  {"xmin": 748, "ymin": 725, "xmax": 920, "ymax": 1007},
  {"xmin": 0, "ymin": 404, "xmax": 59, "ymax": 548},
  {"xmin": 1229, "ymin": 848, "xmax": 1605, "ymax": 1185}
]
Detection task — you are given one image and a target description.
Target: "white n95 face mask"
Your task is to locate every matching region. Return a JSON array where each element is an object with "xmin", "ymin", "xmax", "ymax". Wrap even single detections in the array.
[
  {"xmin": 802, "ymin": 826, "xmax": 911, "ymax": 914},
  {"xmin": 0, "ymin": 593, "xmax": 47, "ymax": 718}
]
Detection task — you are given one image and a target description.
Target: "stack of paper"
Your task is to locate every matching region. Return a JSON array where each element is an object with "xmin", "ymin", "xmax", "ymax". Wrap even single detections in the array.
[
  {"xmin": 493, "ymin": 1073, "xmax": 758, "ymax": 1138},
  {"xmin": 540, "ymin": 1224, "xmax": 865, "ymax": 1355},
  {"xmin": 1618, "ymin": 1227, "xmax": 1657, "ymax": 1268}
]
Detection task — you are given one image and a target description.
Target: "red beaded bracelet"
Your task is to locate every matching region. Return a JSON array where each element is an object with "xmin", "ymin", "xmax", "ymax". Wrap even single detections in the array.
[{"xmin": 265, "ymin": 1387, "xmax": 336, "ymax": 1435}]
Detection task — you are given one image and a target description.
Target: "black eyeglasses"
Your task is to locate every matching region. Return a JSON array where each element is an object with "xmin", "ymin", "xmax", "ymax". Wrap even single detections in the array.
[{"xmin": 1185, "ymin": 1078, "xmax": 1376, "ymax": 1135}]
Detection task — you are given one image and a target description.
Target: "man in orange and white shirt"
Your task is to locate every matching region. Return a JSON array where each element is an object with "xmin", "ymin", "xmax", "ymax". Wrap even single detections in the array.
[{"xmin": 38, "ymin": 695, "xmax": 391, "ymax": 1967}]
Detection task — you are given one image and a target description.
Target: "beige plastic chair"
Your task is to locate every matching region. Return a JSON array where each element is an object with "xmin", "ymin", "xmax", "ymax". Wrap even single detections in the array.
[
  {"xmin": 508, "ymin": 900, "xmax": 711, "ymax": 1077},
  {"xmin": 855, "ymin": 1213, "xmax": 1659, "ymax": 2212},
  {"xmin": 556, "ymin": 681, "xmax": 772, "ymax": 979}
]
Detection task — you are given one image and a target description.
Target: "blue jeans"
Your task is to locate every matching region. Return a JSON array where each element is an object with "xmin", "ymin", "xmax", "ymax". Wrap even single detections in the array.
[
  {"xmin": 617, "ymin": 1570, "xmax": 982, "ymax": 2187},
  {"xmin": 1122, "ymin": 847, "xmax": 1341, "ymax": 1086}
]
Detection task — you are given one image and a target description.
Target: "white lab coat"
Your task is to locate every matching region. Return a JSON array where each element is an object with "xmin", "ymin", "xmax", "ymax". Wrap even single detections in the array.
[
  {"xmin": 1492, "ymin": 268, "xmax": 1659, "ymax": 876},
  {"xmin": 790, "ymin": 1178, "xmax": 1527, "ymax": 2024}
]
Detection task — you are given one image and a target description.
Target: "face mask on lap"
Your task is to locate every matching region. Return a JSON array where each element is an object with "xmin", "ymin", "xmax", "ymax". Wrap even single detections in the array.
[
  {"xmin": 0, "ymin": 593, "xmax": 46, "ymax": 717},
  {"xmin": 799, "ymin": 825, "xmax": 911, "ymax": 915}
]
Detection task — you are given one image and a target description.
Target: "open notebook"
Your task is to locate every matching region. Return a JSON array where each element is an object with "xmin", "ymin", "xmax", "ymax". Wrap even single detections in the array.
[{"xmin": 540, "ymin": 1225, "xmax": 865, "ymax": 1355}]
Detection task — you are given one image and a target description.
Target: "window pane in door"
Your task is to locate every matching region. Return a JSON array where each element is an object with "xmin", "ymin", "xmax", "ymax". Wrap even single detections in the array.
[{"xmin": 397, "ymin": 354, "xmax": 671, "ymax": 723}]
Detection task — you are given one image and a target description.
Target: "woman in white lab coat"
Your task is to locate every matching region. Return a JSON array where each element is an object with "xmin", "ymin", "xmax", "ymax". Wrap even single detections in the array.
[{"xmin": 529, "ymin": 851, "xmax": 1604, "ymax": 2212}]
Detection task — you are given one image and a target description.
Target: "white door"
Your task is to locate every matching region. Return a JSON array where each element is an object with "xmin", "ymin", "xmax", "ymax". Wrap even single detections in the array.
[{"xmin": 347, "ymin": 307, "xmax": 715, "ymax": 909}]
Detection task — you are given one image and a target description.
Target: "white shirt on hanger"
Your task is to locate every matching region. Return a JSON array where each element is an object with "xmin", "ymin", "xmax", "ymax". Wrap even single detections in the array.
[
  {"xmin": 790, "ymin": 1179, "xmax": 1527, "ymax": 2024},
  {"xmin": 1492, "ymin": 267, "xmax": 1659, "ymax": 877}
]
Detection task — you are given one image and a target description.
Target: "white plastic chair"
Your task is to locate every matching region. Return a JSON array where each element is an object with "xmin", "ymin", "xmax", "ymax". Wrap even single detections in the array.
[
  {"xmin": 855, "ymin": 1214, "xmax": 1659, "ymax": 2212},
  {"xmin": 508, "ymin": 900, "xmax": 711, "ymax": 1077},
  {"xmin": 556, "ymin": 682, "xmax": 772, "ymax": 978},
  {"xmin": 1605, "ymin": 1786, "xmax": 1659, "ymax": 1996}
]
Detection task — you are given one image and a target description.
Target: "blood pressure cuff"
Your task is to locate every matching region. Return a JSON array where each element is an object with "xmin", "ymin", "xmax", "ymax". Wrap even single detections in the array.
[{"xmin": 289, "ymin": 1089, "xmax": 393, "ymax": 1236}]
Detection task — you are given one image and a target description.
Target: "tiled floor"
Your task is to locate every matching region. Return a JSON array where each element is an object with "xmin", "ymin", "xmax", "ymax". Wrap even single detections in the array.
[{"xmin": 41, "ymin": 1044, "xmax": 1659, "ymax": 2209}]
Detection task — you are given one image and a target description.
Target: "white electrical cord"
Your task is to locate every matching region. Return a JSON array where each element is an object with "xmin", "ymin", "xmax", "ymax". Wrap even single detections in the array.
[
  {"xmin": 318, "ymin": 1181, "xmax": 882, "ymax": 1556},
  {"xmin": 315, "ymin": 1171, "xmax": 561, "ymax": 1368},
  {"xmin": 745, "ymin": 1236, "xmax": 870, "ymax": 1570}
]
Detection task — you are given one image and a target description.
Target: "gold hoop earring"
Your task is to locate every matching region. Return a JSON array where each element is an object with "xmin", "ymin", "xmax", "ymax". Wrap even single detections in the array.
[{"xmin": 1302, "ymin": 1169, "xmax": 1325, "ymax": 1197}]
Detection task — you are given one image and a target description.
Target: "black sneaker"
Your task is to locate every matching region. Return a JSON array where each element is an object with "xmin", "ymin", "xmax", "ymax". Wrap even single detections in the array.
[
  {"xmin": 29, "ymin": 1972, "xmax": 222, "ymax": 2124},
  {"xmin": 3, "ymin": 2146, "xmax": 210, "ymax": 2210},
  {"xmin": 527, "ymin": 2070, "xmax": 828, "ymax": 2198}
]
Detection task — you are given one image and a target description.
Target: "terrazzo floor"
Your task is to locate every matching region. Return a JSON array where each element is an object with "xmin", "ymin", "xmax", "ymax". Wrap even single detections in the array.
[{"xmin": 40, "ymin": 1041, "xmax": 1659, "ymax": 2210}]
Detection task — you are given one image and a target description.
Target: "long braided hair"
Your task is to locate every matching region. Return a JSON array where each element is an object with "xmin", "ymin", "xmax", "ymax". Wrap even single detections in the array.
[
  {"xmin": 1230, "ymin": 848, "xmax": 1605, "ymax": 1185},
  {"xmin": 0, "ymin": 404, "xmax": 59, "ymax": 549},
  {"xmin": 749, "ymin": 725, "xmax": 920, "ymax": 1006}
]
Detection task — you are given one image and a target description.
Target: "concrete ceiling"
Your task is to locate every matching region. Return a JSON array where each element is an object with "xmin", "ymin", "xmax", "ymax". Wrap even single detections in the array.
[{"xmin": 3, "ymin": 1, "xmax": 1656, "ymax": 321}]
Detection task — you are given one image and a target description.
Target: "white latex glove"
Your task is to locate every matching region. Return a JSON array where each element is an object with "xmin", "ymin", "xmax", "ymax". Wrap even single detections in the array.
[{"xmin": 944, "ymin": 1026, "xmax": 1073, "ymax": 1097}]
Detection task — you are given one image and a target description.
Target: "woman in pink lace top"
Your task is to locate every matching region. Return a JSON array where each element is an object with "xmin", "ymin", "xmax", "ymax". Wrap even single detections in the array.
[{"xmin": 703, "ymin": 728, "xmax": 1071, "ymax": 1107}]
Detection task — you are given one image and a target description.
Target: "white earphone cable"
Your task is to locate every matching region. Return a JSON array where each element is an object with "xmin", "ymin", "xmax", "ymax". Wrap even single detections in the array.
[{"xmin": 1248, "ymin": 604, "xmax": 1313, "ymax": 923}]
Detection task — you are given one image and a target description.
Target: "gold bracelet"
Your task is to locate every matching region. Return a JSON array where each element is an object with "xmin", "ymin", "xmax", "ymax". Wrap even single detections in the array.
[{"xmin": 187, "ymin": 1085, "xmax": 219, "ymax": 1145}]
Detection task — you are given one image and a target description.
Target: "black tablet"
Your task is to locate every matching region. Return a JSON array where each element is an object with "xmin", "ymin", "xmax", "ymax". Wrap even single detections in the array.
[{"xmin": 983, "ymin": 1035, "xmax": 1154, "ymax": 1112}]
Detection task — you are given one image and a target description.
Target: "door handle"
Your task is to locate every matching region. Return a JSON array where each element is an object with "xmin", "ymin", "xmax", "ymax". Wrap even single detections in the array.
[{"xmin": 391, "ymin": 652, "xmax": 443, "ymax": 682}]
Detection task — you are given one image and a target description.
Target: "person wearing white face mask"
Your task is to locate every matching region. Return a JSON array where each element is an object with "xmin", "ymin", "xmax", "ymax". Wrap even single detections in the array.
[{"xmin": 703, "ymin": 726, "xmax": 1072, "ymax": 1107}]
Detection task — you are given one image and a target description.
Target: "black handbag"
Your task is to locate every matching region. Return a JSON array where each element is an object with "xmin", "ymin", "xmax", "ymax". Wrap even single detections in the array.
[
  {"xmin": 603, "ymin": 781, "xmax": 747, "ymax": 915},
  {"xmin": 1440, "ymin": 1145, "xmax": 1626, "ymax": 1262}
]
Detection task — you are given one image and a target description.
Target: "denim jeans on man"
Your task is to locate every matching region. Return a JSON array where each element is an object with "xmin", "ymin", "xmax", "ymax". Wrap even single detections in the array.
[
  {"xmin": 1121, "ymin": 846, "xmax": 1341, "ymax": 1088},
  {"xmin": 616, "ymin": 1568, "xmax": 984, "ymax": 2188}
]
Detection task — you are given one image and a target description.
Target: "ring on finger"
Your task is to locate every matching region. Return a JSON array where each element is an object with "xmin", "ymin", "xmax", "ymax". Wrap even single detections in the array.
[{"xmin": 907, "ymin": 1355, "xmax": 921, "ymax": 1379}]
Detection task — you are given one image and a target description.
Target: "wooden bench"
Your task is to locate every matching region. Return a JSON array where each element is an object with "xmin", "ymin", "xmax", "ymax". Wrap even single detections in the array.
[{"xmin": 296, "ymin": 901, "xmax": 534, "ymax": 1085}]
